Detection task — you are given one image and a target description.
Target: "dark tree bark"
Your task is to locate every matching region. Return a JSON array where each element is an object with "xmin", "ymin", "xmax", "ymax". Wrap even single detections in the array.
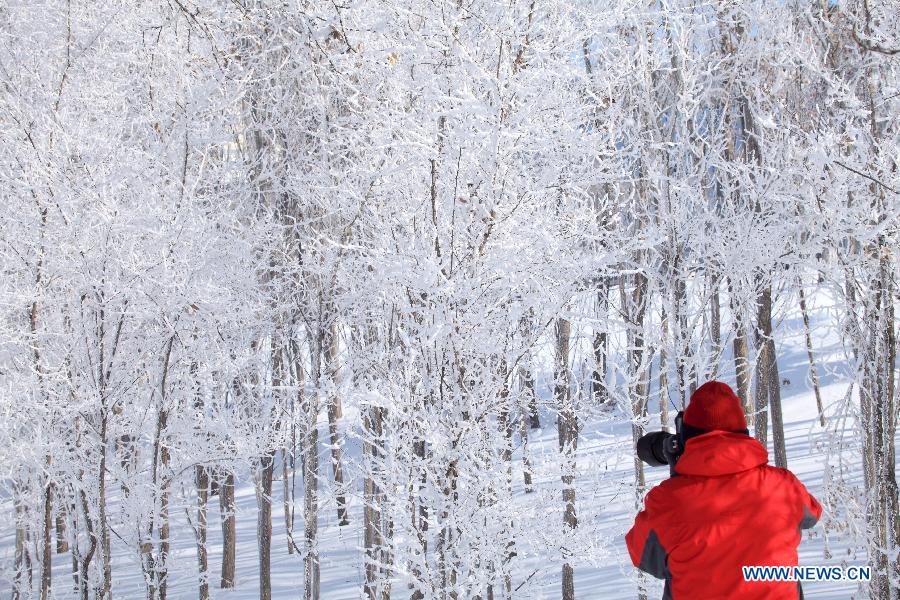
[
  {"xmin": 754, "ymin": 283, "xmax": 787, "ymax": 467},
  {"xmin": 728, "ymin": 278, "xmax": 753, "ymax": 419},
  {"xmin": 364, "ymin": 400, "xmax": 389, "ymax": 600},
  {"xmin": 856, "ymin": 246, "xmax": 899, "ymax": 598},
  {"xmin": 41, "ymin": 466, "xmax": 52, "ymax": 600},
  {"xmin": 97, "ymin": 412, "xmax": 112, "ymax": 600},
  {"xmin": 78, "ymin": 487, "xmax": 97, "ymax": 600},
  {"xmin": 219, "ymin": 471, "xmax": 236, "ymax": 589},
  {"xmin": 195, "ymin": 466, "xmax": 210, "ymax": 600},
  {"xmin": 258, "ymin": 450, "xmax": 276, "ymax": 600},
  {"xmin": 709, "ymin": 272, "xmax": 722, "ymax": 379}
]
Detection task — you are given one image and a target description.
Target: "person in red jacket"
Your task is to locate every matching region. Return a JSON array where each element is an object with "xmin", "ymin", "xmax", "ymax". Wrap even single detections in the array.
[{"xmin": 625, "ymin": 381, "xmax": 822, "ymax": 599}]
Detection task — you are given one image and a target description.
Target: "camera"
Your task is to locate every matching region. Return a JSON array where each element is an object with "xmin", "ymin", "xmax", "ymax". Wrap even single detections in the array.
[{"xmin": 636, "ymin": 411, "xmax": 685, "ymax": 476}]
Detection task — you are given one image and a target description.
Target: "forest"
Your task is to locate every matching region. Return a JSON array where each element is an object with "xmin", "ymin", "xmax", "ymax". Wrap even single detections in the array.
[{"xmin": 0, "ymin": 0, "xmax": 897, "ymax": 598}]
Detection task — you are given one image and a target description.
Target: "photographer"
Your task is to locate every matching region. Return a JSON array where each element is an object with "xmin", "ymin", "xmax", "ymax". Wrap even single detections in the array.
[{"xmin": 625, "ymin": 381, "xmax": 822, "ymax": 599}]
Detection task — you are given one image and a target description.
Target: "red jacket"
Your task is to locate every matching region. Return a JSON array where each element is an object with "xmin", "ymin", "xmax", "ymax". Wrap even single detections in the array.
[{"xmin": 625, "ymin": 430, "xmax": 822, "ymax": 599}]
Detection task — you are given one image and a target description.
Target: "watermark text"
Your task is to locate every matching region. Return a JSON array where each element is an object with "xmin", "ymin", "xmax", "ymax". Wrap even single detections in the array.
[{"xmin": 742, "ymin": 565, "xmax": 871, "ymax": 582}]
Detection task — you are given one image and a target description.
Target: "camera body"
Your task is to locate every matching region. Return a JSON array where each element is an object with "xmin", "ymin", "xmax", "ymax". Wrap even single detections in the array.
[{"xmin": 636, "ymin": 411, "xmax": 685, "ymax": 477}]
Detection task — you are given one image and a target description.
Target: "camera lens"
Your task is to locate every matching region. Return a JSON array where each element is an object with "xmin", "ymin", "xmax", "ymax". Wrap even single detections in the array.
[{"xmin": 637, "ymin": 431, "xmax": 673, "ymax": 466}]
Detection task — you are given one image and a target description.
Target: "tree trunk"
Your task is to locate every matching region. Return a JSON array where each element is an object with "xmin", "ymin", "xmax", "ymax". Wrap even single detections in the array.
[
  {"xmin": 555, "ymin": 317, "xmax": 576, "ymax": 600},
  {"xmin": 765, "ymin": 331, "xmax": 786, "ymax": 469},
  {"xmin": 282, "ymin": 447, "xmax": 294, "ymax": 554},
  {"xmin": 517, "ymin": 370, "xmax": 535, "ymax": 493},
  {"xmin": 304, "ymin": 347, "xmax": 321, "ymax": 600},
  {"xmin": 858, "ymin": 247, "xmax": 899, "ymax": 598},
  {"xmin": 67, "ymin": 496, "xmax": 80, "ymax": 595},
  {"xmin": 659, "ymin": 310, "xmax": 671, "ymax": 428},
  {"xmin": 219, "ymin": 471, "xmax": 236, "ymax": 588},
  {"xmin": 41, "ymin": 464, "xmax": 52, "ymax": 600},
  {"xmin": 753, "ymin": 314, "xmax": 770, "ymax": 449},
  {"xmin": 591, "ymin": 284, "xmax": 609, "ymax": 405},
  {"xmin": 326, "ymin": 321, "xmax": 343, "ymax": 419},
  {"xmin": 195, "ymin": 466, "xmax": 209, "ymax": 600},
  {"xmin": 55, "ymin": 486, "xmax": 69, "ymax": 554},
  {"xmin": 754, "ymin": 283, "xmax": 786, "ymax": 467},
  {"xmin": 622, "ymin": 269, "xmax": 649, "ymax": 600},
  {"xmin": 97, "ymin": 414, "xmax": 112, "ymax": 600},
  {"xmin": 709, "ymin": 272, "xmax": 722, "ymax": 379},
  {"xmin": 728, "ymin": 278, "xmax": 753, "ymax": 420},
  {"xmin": 160, "ymin": 464, "xmax": 170, "ymax": 600},
  {"xmin": 158, "ymin": 474, "xmax": 171, "ymax": 600},
  {"xmin": 72, "ymin": 412, "xmax": 96, "ymax": 600},
  {"xmin": 150, "ymin": 407, "xmax": 171, "ymax": 600},
  {"xmin": 31, "ymin": 206, "xmax": 50, "ymax": 600},
  {"xmin": 411, "ymin": 445, "xmax": 429, "ymax": 599},
  {"xmin": 675, "ymin": 280, "xmax": 692, "ymax": 403},
  {"xmin": 191, "ymin": 361, "xmax": 210, "ymax": 600},
  {"xmin": 146, "ymin": 335, "xmax": 174, "ymax": 600},
  {"xmin": 410, "ymin": 395, "xmax": 429, "ymax": 600},
  {"xmin": 364, "ymin": 401, "xmax": 387, "ymax": 599},
  {"xmin": 436, "ymin": 452, "xmax": 459, "ymax": 600},
  {"xmin": 324, "ymin": 322, "xmax": 349, "ymax": 525},
  {"xmin": 78, "ymin": 487, "xmax": 97, "ymax": 600},
  {"xmin": 287, "ymin": 338, "xmax": 305, "ymax": 554},
  {"xmin": 496, "ymin": 361, "xmax": 514, "ymax": 597},
  {"xmin": 519, "ymin": 355, "xmax": 540, "ymax": 428},
  {"xmin": 797, "ymin": 279, "xmax": 825, "ymax": 426},
  {"xmin": 13, "ymin": 483, "xmax": 31, "ymax": 600},
  {"xmin": 259, "ymin": 450, "xmax": 275, "ymax": 600}
]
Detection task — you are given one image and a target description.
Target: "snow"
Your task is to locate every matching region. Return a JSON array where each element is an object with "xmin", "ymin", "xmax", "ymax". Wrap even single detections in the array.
[{"xmin": 0, "ymin": 288, "xmax": 892, "ymax": 599}]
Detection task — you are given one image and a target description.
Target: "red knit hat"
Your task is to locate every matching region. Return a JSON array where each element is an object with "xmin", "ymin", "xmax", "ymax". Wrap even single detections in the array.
[{"xmin": 683, "ymin": 381, "xmax": 748, "ymax": 432}]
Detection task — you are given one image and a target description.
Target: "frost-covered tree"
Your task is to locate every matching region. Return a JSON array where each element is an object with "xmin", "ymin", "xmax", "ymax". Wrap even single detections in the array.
[{"xmin": 0, "ymin": 0, "xmax": 897, "ymax": 599}]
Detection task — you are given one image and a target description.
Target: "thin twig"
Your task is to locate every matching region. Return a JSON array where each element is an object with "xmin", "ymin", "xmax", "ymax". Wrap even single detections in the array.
[{"xmin": 833, "ymin": 160, "xmax": 898, "ymax": 194}]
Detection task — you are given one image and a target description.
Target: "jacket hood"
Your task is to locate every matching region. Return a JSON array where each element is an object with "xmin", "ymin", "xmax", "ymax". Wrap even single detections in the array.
[{"xmin": 674, "ymin": 430, "xmax": 768, "ymax": 477}]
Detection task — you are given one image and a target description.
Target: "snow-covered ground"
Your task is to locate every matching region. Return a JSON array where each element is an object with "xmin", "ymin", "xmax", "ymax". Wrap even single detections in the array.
[{"xmin": 1, "ymin": 291, "xmax": 895, "ymax": 599}]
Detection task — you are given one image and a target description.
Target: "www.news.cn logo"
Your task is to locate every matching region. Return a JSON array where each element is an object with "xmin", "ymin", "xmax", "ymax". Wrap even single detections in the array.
[{"xmin": 742, "ymin": 565, "xmax": 871, "ymax": 582}]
